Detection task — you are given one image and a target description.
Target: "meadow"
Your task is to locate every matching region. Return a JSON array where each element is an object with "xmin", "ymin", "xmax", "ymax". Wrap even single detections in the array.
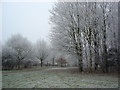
[{"xmin": 2, "ymin": 67, "xmax": 118, "ymax": 88}]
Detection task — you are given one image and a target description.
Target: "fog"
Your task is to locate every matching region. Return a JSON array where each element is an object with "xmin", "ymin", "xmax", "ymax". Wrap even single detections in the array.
[{"xmin": 2, "ymin": 2, "xmax": 54, "ymax": 44}]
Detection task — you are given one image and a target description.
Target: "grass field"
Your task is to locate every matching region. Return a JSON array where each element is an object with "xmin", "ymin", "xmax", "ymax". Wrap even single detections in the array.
[{"xmin": 2, "ymin": 67, "xmax": 118, "ymax": 88}]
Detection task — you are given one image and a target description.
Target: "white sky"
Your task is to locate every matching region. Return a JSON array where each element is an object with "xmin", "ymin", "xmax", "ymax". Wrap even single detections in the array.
[{"xmin": 2, "ymin": 2, "xmax": 54, "ymax": 44}]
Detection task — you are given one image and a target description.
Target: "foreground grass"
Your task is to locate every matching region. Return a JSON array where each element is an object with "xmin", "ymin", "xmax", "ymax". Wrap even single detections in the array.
[
  {"xmin": 0, "ymin": 71, "xmax": 2, "ymax": 89},
  {"xmin": 2, "ymin": 67, "xmax": 118, "ymax": 88}
]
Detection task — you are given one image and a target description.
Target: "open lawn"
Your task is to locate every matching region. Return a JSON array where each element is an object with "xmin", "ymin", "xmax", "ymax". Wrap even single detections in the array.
[{"xmin": 2, "ymin": 67, "xmax": 118, "ymax": 88}]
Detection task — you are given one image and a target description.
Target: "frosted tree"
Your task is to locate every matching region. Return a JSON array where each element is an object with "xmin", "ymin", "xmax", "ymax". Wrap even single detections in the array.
[
  {"xmin": 2, "ymin": 45, "xmax": 16, "ymax": 70},
  {"xmin": 50, "ymin": 2, "xmax": 85, "ymax": 72},
  {"xmin": 50, "ymin": 2, "xmax": 118, "ymax": 73},
  {"xmin": 6, "ymin": 34, "xmax": 32, "ymax": 69},
  {"xmin": 35, "ymin": 39, "xmax": 49, "ymax": 67}
]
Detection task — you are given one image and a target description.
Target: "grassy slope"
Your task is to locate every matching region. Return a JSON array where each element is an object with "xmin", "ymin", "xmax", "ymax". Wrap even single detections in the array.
[{"xmin": 2, "ymin": 67, "xmax": 118, "ymax": 88}]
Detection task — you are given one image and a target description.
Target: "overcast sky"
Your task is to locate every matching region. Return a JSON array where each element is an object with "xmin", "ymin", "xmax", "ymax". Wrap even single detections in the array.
[{"xmin": 2, "ymin": 2, "xmax": 54, "ymax": 44}]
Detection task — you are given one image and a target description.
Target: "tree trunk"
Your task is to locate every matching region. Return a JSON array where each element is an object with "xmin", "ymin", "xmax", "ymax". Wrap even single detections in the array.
[
  {"xmin": 94, "ymin": 40, "xmax": 99, "ymax": 71},
  {"xmin": 40, "ymin": 59, "xmax": 43, "ymax": 67},
  {"xmin": 103, "ymin": 45, "xmax": 108, "ymax": 73},
  {"xmin": 102, "ymin": 3, "xmax": 108, "ymax": 73},
  {"xmin": 78, "ymin": 58, "xmax": 83, "ymax": 72},
  {"xmin": 88, "ymin": 43, "xmax": 92, "ymax": 72},
  {"xmin": 18, "ymin": 63, "xmax": 20, "ymax": 70},
  {"xmin": 88, "ymin": 27, "xmax": 93, "ymax": 72},
  {"xmin": 17, "ymin": 58, "xmax": 21, "ymax": 70},
  {"xmin": 77, "ymin": 14, "xmax": 83, "ymax": 72},
  {"xmin": 92, "ymin": 2, "xmax": 99, "ymax": 71},
  {"xmin": 52, "ymin": 58, "xmax": 54, "ymax": 66}
]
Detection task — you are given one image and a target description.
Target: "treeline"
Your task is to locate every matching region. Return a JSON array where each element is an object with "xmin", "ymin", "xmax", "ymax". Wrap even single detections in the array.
[
  {"xmin": 2, "ymin": 34, "xmax": 50, "ymax": 70},
  {"xmin": 1, "ymin": 34, "xmax": 73, "ymax": 70},
  {"xmin": 50, "ymin": 2, "xmax": 119, "ymax": 73}
]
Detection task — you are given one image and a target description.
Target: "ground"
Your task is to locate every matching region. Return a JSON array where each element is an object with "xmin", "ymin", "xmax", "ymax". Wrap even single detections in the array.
[{"xmin": 2, "ymin": 66, "xmax": 118, "ymax": 88}]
